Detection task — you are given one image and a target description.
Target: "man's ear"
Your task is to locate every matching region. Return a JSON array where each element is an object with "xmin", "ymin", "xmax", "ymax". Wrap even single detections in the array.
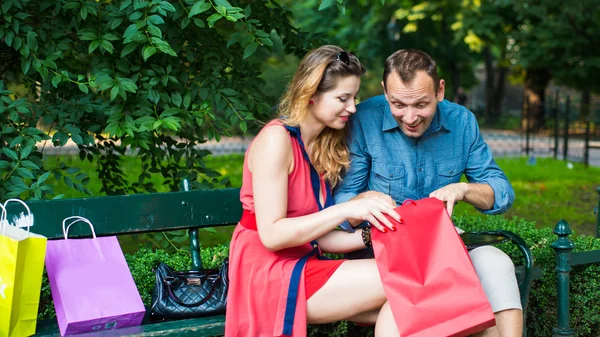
[
  {"xmin": 381, "ymin": 81, "xmax": 387, "ymax": 98},
  {"xmin": 437, "ymin": 79, "xmax": 445, "ymax": 102}
]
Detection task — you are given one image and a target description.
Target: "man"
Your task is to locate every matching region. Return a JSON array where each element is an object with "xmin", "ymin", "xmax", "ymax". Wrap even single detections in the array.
[{"xmin": 334, "ymin": 49, "xmax": 521, "ymax": 337}]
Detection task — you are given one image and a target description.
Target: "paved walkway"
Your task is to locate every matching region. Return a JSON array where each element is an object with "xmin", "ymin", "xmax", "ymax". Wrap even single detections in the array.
[{"xmin": 39, "ymin": 129, "xmax": 600, "ymax": 167}]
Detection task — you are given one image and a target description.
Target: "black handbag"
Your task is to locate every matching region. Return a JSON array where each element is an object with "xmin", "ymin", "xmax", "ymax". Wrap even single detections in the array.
[{"xmin": 150, "ymin": 259, "xmax": 229, "ymax": 320}]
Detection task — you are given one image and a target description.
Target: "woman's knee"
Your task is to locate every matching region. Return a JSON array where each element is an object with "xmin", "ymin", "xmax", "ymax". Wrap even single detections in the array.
[{"xmin": 469, "ymin": 246, "xmax": 515, "ymax": 275}]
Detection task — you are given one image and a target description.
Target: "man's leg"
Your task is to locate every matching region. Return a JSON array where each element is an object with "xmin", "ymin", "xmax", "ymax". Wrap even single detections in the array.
[{"xmin": 469, "ymin": 246, "xmax": 523, "ymax": 337}]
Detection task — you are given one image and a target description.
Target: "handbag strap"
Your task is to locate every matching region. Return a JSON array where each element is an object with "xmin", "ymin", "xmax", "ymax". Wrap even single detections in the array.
[{"xmin": 164, "ymin": 274, "xmax": 222, "ymax": 308}]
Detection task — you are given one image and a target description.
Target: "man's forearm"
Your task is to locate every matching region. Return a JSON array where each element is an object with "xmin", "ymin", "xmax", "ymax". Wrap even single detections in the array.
[{"xmin": 463, "ymin": 182, "xmax": 495, "ymax": 210}]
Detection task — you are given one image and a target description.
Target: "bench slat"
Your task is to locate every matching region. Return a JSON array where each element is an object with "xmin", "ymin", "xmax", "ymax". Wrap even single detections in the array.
[
  {"xmin": 5, "ymin": 189, "xmax": 242, "ymax": 239},
  {"xmin": 35, "ymin": 316, "xmax": 225, "ymax": 337}
]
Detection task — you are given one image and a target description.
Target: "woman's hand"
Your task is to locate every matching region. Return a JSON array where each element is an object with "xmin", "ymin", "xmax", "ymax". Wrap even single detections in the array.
[{"xmin": 344, "ymin": 194, "xmax": 401, "ymax": 232}]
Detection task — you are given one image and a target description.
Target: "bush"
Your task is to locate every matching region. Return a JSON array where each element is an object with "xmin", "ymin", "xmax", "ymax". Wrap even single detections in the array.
[{"xmin": 36, "ymin": 216, "xmax": 600, "ymax": 336}]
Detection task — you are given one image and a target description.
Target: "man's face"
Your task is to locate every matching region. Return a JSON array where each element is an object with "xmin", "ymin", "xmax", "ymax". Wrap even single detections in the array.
[{"xmin": 382, "ymin": 70, "xmax": 445, "ymax": 138}]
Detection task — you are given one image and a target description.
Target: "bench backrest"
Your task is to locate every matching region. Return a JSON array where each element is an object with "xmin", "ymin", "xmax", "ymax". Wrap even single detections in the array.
[{"xmin": 4, "ymin": 187, "xmax": 243, "ymax": 239}]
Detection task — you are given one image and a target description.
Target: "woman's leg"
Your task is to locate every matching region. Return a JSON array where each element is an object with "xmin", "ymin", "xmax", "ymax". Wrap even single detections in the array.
[
  {"xmin": 306, "ymin": 259, "xmax": 398, "ymax": 334},
  {"xmin": 375, "ymin": 302, "xmax": 399, "ymax": 337}
]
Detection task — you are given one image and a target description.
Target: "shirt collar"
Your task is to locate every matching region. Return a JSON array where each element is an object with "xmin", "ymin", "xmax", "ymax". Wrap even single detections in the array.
[{"xmin": 381, "ymin": 101, "xmax": 452, "ymax": 134}]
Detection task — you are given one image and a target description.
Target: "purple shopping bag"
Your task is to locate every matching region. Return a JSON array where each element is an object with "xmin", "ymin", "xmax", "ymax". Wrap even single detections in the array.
[{"xmin": 45, "ymin": 216, "xmax": 145, "ymax": 336}]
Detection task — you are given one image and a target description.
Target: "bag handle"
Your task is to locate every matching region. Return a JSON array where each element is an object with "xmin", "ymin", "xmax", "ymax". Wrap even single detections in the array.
[
  {"xmin": 403, "ymin": 199, "xmax": 417, "ymax": 206},
  {"xmin": 164, "ymin": 274, "xmax": 222, "ymax": 308},
  {"xmin": 62, "ymin": 216, "xmax": 97, "ymax": 240},
  {"xmin": 1, "ymin": 199, "xmax": 34, "ymax": 237},
  {"xmin": 0, "ymin": 203, "xmax": 7, "ymax": 235}
]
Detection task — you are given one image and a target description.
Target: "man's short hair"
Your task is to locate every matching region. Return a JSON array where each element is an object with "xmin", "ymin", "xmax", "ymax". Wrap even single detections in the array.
[{"xmin": 383, "ymin": 49, "xmax": 439, "ymax": 93}]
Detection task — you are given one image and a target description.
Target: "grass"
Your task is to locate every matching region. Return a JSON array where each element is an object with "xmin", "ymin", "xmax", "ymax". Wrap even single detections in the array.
[{"xmin": 42, "ymin": 154, "xmax": 600, "ymax": 248}]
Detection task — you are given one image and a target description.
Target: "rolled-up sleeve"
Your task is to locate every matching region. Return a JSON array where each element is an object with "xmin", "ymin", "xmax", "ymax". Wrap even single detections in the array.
[
  {"xmin": 465, "ymin": 118, "xmax": 515, "ymax": 214},
  {"xmin": 334, "ymin": 118, "xmax": 371, "ymax": 205}
]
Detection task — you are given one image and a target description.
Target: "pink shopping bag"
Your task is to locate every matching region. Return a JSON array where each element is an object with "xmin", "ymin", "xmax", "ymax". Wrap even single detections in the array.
[
  {"xmin": 45, "ymin": 216, "xmax": 145, "ymax": 336},
  {"xmin": 372, "ymin": 198, "xmax": 496, "ymax": 337}
]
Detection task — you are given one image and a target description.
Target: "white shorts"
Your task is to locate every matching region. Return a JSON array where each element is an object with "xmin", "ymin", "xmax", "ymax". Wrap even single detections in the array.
[{"xmin": 469, "ymin": 245, "xmax": 523, "ymax": 313}]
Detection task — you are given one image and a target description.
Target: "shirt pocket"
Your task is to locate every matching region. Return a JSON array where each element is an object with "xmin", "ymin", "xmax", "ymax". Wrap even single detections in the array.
[
  {"xmin": 436, "ymin": 159, "xmax": 466, "ymax": 189},
  {"xmin": 371, "ymin": 162, "xmax": 405, "ymax": 201}
]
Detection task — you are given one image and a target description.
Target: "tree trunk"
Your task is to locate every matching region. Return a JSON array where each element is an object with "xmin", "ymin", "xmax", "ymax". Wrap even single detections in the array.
[
  {"xmin": 581, "ymin": 89, "xmax": 591, "ymax": 120},
  {"xmin": 483, "ymin": 46, "xmax": 495, "ymax": 123},
  {"xmin": 523, "ymin": 68, "xmax": 552, "ymax": 131}
]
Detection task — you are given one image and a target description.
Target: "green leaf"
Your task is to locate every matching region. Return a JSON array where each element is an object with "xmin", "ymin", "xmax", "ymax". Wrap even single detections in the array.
[
  {"xmin": 110, "ymin": 18, "xmax": 124, "ymax": 30},
  {"xmin": 37, "ymin": 171, "xmax": 51, "ymax": 184},
  {"xmin": 243, "ymin": 43, "xmax": 258, "ymax": 59},
  {"xmin": 21, "ymin": 160, "xmax": 39, "ymax": 170},
  {"xmin": 142, "ymin": 45, "xmax": 156, "ymax": 61},
  {"xmin": 2, "ymin": 148, "xmax": 18, "ymax": 160},
  {"xmin": 0, "ymin": 161, "xmax": 9, "ymax": 170},
  {"xmin": 16, "ymin": 167, "xmax": 34, "ymax": 179},
  {"xmin": 64, "ymin": 176, "xmax": 74, "ymax": 189},
  {"xmin": 129, "ymin": 11, "xmax": 143, "ymax": 21},
  {"xmin": 52, "ymin": 75, "xmax": 62, "ymax": 88},
  {"xmin": 120, "ymin": 43, "xmax": 137, "ymax": 58},
  {"xmin": 147, "ymin": 25, "xmax": 162, "ymax": 38},
  {"xmin": 89, "ymin": 40, "xmax": 100, "ymax": 53},
  {"xmin": 189, "ymin": 1, "xmax": 212, "ymax": 18},
  {"xmin": 110, "ymin": 86, "xmax": 119, "ymax": 100},
  {"xmin": 172, "ymin": 92, "xmax": 182, "ymax": 107},
  {"xmin": 318, "ymin": 0, "xmax": 336, "ymax": 11},
  {"xmin": 10, "ymin": 136, "xmax": 23, "ymax": 147},
  {"xmin": 220, "ymin": 88, "xmax": 237, "ymax": 96},
  {"xmin": 160, "ymin": 1, "xmax": 176, "ymax": 12},
  {"xmin": 20, "ymin": 144, "xmax": 32, "ymax": 158},
  {"xmin": 26, "ymin": 31, "xmax": 38, "ymax": 53},
  {"xmin": 183, "ymin": 93, "xmax": 191, "ymax": 108},
  {"xmin": 80, "ymin": 7, "xmax": 88, "ymax": 20},
  {"xmin": 78, "ymin": 84, "xmax": 89, "ymax": 94},
  {"xmin": 21, "ymin": 57, "xmax": 31, "ymax": 75},
  {"xmin": 100, "ymin": 40, "xmax": 114, "ymax": 54},
  {"xmin": 147, "ymin": 15, "xmax": 164, "ymax": 25},
  {"xmin": 207, "ymin": 13, "xmax": 222, "ymax": 28}
]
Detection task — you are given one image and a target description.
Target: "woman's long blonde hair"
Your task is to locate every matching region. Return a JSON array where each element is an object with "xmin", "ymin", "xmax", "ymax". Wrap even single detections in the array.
[{"xmin": 278, "ymin": 45, "xmax": 366, "ymax": 187}]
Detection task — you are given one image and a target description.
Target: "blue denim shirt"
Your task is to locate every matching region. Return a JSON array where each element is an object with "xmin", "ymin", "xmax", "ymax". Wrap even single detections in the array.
[{"xmin": 334, "ymin": 95, "xmax": 514, "ymax": 230}]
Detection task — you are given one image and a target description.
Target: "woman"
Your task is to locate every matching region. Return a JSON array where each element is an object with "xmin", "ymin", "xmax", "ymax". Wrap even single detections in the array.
[{"xmin": 225, "ymin": 45, "xmax": 401, "ymax": 337}]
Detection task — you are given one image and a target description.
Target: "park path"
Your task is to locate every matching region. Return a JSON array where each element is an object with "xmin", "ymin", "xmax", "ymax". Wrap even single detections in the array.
[{"xmin": 39, "ymin": 129, "xmax": 600, "ymax": 167}]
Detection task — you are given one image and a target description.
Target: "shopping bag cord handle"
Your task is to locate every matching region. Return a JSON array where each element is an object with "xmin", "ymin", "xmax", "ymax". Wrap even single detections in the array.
[
  {"xmin": 1, "ymin": 199, "xmax": 33, "ymax": 236},
  {"xmin": 62, "ymin": 216, "xmax": 97, "ymax": 239},
  {"xmin": 403, "ymin": 199, "xmax": 417, "ymax": 206}
]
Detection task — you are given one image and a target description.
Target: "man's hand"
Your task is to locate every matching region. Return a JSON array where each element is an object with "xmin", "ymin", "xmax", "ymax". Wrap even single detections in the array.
[
  {"xmin": 429, "ymin": 182, "xmax": 469, "ymax": 216},
  {"xmin": 353, "ymin": 191, "xmax": 397, "ymax": 207}
]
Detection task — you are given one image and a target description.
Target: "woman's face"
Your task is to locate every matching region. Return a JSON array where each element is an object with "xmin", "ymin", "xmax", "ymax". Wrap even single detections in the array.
[{"xmin": 310, "ymin": 75, "xmax": 361, "ymax": 130}]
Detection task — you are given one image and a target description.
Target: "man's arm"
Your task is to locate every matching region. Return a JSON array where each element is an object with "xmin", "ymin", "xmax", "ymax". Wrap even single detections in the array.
[
  {"xmin": 430, "ymin": 114, "xmax": 514, "ymax": 216},
  {"xmin": 463, "ymin": 115, "xmax": 515, "ymax": 214}
]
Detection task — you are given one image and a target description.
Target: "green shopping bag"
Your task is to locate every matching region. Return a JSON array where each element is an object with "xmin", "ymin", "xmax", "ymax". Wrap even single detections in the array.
[{"xmin": 0, "ymin": 199, "xmax": 47, "ymax": 337}]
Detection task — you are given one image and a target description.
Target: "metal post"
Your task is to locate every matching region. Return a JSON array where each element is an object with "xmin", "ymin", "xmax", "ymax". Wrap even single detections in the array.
[
  {"xmin": 584, "ymin": 117, "xmax": 591, "ymax": 167},
  {"xmin": 596, "ymin": 186, "xmax": 600, "ymax": 239},
  {"xmin": 551, "ymin": 220, "xmax": 575, "ymax": 337},
  {"xmin": 180, "ymin": 178, "xmax": 203, "ymax": 271},
  {"xmin": 554, "ymin": 90, "xmax": 559, "ymax": 159},
  {"xmin": 525, "ymin": 95, "xmax": 530, "ymax": 156},
  {"xmin": 563, "ymin": 96, "xmax": 570, "ymax": 161}
]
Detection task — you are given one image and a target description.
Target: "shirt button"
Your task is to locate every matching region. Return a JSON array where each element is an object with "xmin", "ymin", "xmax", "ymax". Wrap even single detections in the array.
[
  {"xmin": 449, "ymin": 170, "xmax": 453, "ymax": 174},
  {"xmin": 418, "ymin": 168, "xmax": 423, "ymax": 172},
  {"xmin": 389, "ymin": 173, "xmax": 394, "ymax": 178}
]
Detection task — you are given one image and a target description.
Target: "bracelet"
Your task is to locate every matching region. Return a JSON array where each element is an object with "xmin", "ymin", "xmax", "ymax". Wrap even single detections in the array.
[{"xmin": 361, "ymin": 226, "xmax": 372, "ymax": 248}]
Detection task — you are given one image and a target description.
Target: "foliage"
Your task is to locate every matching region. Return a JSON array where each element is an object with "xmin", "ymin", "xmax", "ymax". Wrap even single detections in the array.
[{"xmin": 0, "ymin": 0, "xmax": 315, "ymax": 201}]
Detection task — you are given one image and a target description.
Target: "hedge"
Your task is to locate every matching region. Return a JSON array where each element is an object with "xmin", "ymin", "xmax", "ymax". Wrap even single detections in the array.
[{"xmin": 36, "ymin": 215, "xmax": 600, "ymax": 337}]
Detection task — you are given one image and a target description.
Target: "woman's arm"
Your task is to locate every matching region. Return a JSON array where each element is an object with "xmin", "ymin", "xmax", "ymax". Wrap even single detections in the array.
[
  {"xmin": 315, "ymin": 229, "xmax": 367, "ymax": 254},
  {"xmin": 250, "ymin": 126, "xmax": 399, "ymax": 252}
]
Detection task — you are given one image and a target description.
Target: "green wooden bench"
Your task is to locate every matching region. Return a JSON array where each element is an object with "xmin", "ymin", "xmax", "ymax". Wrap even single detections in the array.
[
  {"xmin": 6, "ymin": 179, "xmax": 240, "ymax": 337},
  {"xmin": 5, "ymin": 178, "xmax": 542, "ymax": 337}
]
